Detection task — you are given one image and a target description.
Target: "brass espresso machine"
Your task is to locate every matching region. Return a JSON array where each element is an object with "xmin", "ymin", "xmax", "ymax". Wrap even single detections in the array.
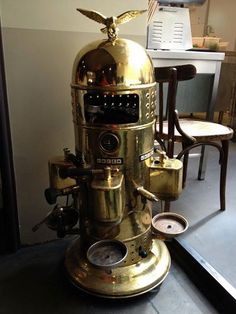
[{"xmin": 34, "ymin": 9, "xmax": 188, "ymax": 298}]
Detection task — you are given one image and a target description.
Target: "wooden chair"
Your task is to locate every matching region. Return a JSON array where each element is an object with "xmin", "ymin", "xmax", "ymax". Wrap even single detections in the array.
[{"xmin": 154, "ymin": 64, "xmax": 234, "ymax": 211}]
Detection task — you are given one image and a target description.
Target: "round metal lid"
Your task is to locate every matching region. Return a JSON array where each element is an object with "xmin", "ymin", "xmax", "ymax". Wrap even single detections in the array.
[
  {"xmin": 87, "ymin": 240, "xmax": 127, "ymax": 269},
  {"xmin": 152, "ymin": 212, "xmax": 188, "ymax": 239}
]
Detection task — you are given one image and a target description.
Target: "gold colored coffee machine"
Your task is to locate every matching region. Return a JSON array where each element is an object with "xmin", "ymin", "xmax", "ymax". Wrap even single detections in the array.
[{"xmin": 34, "ymin": 9, "xmax": 188, "ymax": 298}]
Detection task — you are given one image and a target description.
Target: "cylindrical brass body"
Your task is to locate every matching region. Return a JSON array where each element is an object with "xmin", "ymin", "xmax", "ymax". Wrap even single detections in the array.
[
  {"xmin": 64, "ymin": 37, "xmax": 171, "ymax": 297},
  {"xmin": 71, "ymin": 38, "xmax": 157, "ymax": 244}
]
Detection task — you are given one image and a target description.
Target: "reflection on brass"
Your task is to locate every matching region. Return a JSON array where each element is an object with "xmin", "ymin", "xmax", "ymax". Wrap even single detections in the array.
[
  {"xmin": 90, "ymin": 173, "xmax": 125, "ymax": 223},
  {"xmin": 77, "ymin": 8, "xmax": 147, "ymax": 42},
  {"xmin": 71, "ymin": 37, "xmax": 156, "ymax": 90},
  {"xmin": 43, "ymin": 8, "xmax": 188, "ymax": 298}
]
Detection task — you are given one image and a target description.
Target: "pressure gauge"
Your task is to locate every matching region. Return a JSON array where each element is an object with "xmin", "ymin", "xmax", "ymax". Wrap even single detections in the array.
[{"xmin": 99, "ymin": 132, "xmax": 120, "ymax": 153}]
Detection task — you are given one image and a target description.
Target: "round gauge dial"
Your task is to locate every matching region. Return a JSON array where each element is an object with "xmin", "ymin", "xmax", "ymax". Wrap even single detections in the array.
[
  {"xmin": 87, "ymin": 240, "xmax": 127, "ymax": 269},
  {"xmin": 100, "ymin": 132, "xmax": 120, "ymax": 153}
]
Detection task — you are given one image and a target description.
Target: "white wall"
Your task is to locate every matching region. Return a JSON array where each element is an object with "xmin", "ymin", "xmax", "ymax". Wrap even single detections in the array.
[
  {"xmin": 189, "ymin": 0, "xmax": 209, "ymax": 37},
  {"xmin": 189, "ymin": 0, "xmax": 236, "ymax": 50},
  {"xmin": 207, "ymin": 0, "xmax": 236, "ymax": 50},
  {"xmin": 1, "ymin": 0, "xmax": 147, "ymax": 35},
  {"xmin": 1, "ymin": 0, "xmax": 147, "ymax": 244}
]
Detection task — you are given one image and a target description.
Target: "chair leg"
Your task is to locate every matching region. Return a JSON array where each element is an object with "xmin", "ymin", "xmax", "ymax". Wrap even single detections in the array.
[
  {"xmin": 198, "ymin": 146, "xmax": 208, "ymax": 181},
  {"xmin": 220, "ymin": 140, "xmax": 229, "ymax": 211},
  {"xmin": 164, "ymin": 201, "xmax": 170, "ymax": 212},
  {"xmin": 218, "ymin": 111, "xmax": 224, "ymax": 124},
  {"xmin": 182, "ymin": 153, "xmax": 189, "ymax": 189},
  {"xmin": 182, "ymin": 143, "xmax": 189, "ymax": 189}
]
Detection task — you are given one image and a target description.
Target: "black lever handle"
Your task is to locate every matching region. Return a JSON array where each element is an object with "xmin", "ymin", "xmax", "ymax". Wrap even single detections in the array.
[
  {"xmin": 44, "ymin": 188, "xmax": 61, "ymax": 205},
  {"xmin": 67, "ymin": 153, "xmax": 83, "ymax": 167}
]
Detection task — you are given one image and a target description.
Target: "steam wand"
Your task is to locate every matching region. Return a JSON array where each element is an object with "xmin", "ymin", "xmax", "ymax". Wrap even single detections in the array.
[{"xmin": 133, "ymin": 180, "xmax": 159, "ymax": 202}]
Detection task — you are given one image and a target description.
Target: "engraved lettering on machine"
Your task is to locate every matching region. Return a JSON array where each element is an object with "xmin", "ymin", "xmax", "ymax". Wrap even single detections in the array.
[
  {"xmin": 139, "ymin": 149, "xmax": 154, "ymax": 162},
  {"xmin": 96, "ymin": 157, "xmax": 123, "ymax": 165}
]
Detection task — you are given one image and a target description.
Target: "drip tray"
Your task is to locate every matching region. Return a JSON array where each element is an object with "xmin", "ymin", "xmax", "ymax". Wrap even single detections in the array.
[{"xmin": 152, "ymin": 212, "xmax": 188, "ymax": 239}]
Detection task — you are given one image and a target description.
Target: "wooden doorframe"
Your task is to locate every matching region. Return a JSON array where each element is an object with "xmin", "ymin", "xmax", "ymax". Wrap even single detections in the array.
[{"xmin": 0, "ymin": 21, "xmax": 20, "ymax": 253}]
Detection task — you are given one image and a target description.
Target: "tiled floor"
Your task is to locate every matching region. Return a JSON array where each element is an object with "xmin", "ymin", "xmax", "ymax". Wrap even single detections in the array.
[{"xmin": 171, "ymin": 140, "xmax": 236, "ymax": 288}]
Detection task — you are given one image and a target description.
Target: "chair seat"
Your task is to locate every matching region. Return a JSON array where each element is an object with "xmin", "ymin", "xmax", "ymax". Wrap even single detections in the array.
[{"xmin": 157, "ymin": 119, "xmax": 234, "ymax": 142}]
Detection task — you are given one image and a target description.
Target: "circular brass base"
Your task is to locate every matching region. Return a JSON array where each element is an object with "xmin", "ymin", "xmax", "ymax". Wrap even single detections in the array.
[{"xmin": 64, "ymin": 238, "xmax": 171, "ymax": 298}]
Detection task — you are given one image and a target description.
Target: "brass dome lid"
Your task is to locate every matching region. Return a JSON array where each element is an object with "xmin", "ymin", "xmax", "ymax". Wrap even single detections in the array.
[{"xmin": 71, "ymin": 38, "xmax": 155, "ymax": 90}]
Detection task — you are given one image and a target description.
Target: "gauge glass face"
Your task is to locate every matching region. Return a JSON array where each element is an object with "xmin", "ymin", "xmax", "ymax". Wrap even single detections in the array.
[
  {"xmin": 99, "ymin": 133, "xmax": 120, "ymax": 153},
  {"xmin": 88, "ymin": 245, "xmax": 123, "ymax": 266},
  {"xmin": 87, "ymin": 240, "xmax": 127, "ymax": 268}
]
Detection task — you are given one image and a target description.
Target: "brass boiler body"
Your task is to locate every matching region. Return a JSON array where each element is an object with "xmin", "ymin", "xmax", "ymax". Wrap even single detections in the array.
[{"xmin": 64, "ymin": 38, "xmax": 171, "ymax": 297}]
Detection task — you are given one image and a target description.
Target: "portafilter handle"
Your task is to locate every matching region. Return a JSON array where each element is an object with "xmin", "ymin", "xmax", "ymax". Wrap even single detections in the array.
[
  {"xmin": 44, "ymin": 185, "xmax": 80, "ymax": 204},
  {"xmin": 32, "ymin": 210, "xmax": 53, "ymax": 232},
  {"xmin": 32, "ymin": 204, "xmax": 79, "ymax": 237}
]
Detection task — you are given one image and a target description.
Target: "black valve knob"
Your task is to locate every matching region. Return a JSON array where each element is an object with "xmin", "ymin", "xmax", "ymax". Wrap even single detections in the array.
[
  {"xmin": 44, "ymin": 188, "xmax": 61, "ymax": 205},
  {"xmin": 67, "ymin": 153, "xmax": 83, "ymax": 167},
  {"xmin": 139, "ymin": 246, "xmax": 148, "ymax": 258}
]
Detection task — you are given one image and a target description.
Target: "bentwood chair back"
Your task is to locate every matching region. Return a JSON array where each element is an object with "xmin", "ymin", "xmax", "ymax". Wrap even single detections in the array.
[{"xmin": 154, "ymin": 64, "xmax": 234, "ymax": 211}]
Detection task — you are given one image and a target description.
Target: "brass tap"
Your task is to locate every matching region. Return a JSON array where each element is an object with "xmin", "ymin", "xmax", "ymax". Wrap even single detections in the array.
[{"xmin": 104, "ymin": 167, "xmax": 112, "ymax": 181}]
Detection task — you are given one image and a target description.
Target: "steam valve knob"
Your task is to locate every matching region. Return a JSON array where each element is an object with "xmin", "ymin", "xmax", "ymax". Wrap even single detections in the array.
[
  {"xmin": 45, "ymin": 188, "xmax": 61, "ymax": 205},
  {"xmin": 139, "ymin": 247, "xmax": 148, "ymax": 258}
]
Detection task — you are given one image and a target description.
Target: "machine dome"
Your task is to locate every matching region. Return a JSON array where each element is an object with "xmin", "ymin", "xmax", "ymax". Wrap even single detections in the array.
[{"xmin": 71, "ymin": 38, "xmax": 155, "ymax": 90}]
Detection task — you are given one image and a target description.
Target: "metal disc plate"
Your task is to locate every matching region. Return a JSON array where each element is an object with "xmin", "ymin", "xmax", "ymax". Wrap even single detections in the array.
[
  {"xmin": 152, "ymin": 212, "xmax": 188, "ymax": 239},
  {"xmin": 87, "ymin": 240, "xmax": 127, "ymax": 269}
]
